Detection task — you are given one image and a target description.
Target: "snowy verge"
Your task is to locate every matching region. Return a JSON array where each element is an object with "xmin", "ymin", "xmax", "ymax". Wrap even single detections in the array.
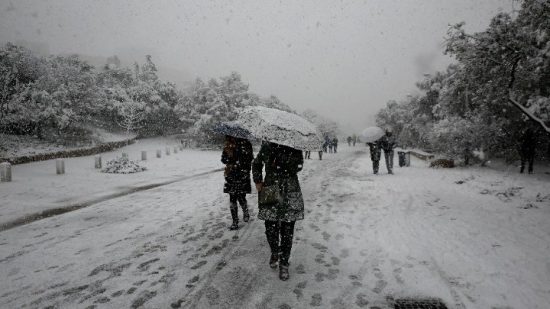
[{"xmin": 0, "ymin": 137, "xmax": 222, "ymax": 228}]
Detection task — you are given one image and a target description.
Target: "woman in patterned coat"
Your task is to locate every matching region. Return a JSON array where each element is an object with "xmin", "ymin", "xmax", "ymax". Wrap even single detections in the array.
[{"xmin": 252, "ymin": 141, "xmax": 304, "ymax": 281}]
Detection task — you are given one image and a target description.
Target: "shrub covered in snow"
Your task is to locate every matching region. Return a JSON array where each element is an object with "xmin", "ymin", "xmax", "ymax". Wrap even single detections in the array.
[{"xmin": 101, "ymin": 156, "xmax": 146, "ymax": 174}]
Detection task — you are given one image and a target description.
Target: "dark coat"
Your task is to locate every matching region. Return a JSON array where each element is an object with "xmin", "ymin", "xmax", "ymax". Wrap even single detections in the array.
[
  {"xmin": 379, "ymin": 134, "xmax": 396, "ymax": 152},
  {"xmin": 520, "ymin": 129, "xmax": 536, "ymax": 157},
  {"xmin": 252, "ymin": 142, "xmax": 304, "ymax": 222},
  {"xmin": 367, "ymin": 142, "xmax": 381, "ymax": 161},
  {"xmin": 221, "ymin": 139, "xmax": 253, "ymax": 194}
]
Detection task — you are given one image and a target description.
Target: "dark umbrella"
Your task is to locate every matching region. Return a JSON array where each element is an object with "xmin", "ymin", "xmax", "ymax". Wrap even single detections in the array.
[{"xmin": 212, "ymin": 121, "xmax": 255, "ymax": 140}]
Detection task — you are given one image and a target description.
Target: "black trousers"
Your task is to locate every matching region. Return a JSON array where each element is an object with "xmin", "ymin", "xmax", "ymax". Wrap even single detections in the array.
[
  {"xmin": 520, "ymin": 153, "xmax": 535, "ymax": 173},
  {"xmin": 229, "ymin": 193, "xmax": 247, "ymax": 209},
  {"xmin": 265, "ymin": 221, "xmax": 296, "ymax": 266},
  {"xmin": 372, "ymin": 160, "xmax": 379, "ymax": 174},
  {"xmin": 384, "ymin": 150, "xmax": 394, "ymax": 173}
]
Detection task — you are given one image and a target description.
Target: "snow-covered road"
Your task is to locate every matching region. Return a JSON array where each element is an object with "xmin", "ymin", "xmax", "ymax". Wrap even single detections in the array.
[{"xmin": 1, "ymin": 146, "xmax": 549, "ymax": 308}]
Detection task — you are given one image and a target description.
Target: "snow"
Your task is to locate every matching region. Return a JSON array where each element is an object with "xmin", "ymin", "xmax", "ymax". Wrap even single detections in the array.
[
  {"xmin": 101, "ymin": 156, "xmax": 147, "ymax": 174},
  {"xmin": 238, "ymin": 106, "xmax": 323, "ymax": 151},
  {"xmin": 361, "ymin": 126, "xmax": 385, "ymax": 143},
  {"xmin": 0, "ymin": 144, "xmax": 549, "ymax": 308},
  {"xmin": 0, "ymin": 137, "xmax": 221, "ymax": 228}
]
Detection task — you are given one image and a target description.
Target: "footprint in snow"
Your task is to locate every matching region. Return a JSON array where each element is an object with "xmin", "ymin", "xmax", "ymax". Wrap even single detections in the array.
[
  {"xmin": 310, "ymin": 293, "xmax": 323, "ymax": 307},
  {"xmin": 190, "ymin": 260, "xmax": 207, "ymax": 270}
]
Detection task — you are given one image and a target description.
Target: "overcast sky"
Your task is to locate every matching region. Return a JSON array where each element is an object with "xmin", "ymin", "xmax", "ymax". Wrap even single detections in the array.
[{"xmin": 0, "ymin": 0, "xmax": 515, "ymax": 133}]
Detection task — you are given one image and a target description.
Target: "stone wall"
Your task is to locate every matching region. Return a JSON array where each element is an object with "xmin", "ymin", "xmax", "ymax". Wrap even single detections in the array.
[{"xmin": 0, "ymin": 138, "xmax": 136, "ymax": 165}]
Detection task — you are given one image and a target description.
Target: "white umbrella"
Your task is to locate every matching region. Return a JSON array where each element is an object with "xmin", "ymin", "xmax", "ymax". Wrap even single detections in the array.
[
  {"xmin": 361, "ymin": 126, "xmax": 385, "ymax": 143},
  {"xmin": 237, "ymin": 106, "xmax": 323, "ymax": 151}
]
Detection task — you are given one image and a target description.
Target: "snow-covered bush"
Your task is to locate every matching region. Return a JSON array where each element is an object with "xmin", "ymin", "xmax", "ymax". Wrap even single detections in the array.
[{"xmin": 101, "ymin": 156, "xmax": 146, "ymax": 174}]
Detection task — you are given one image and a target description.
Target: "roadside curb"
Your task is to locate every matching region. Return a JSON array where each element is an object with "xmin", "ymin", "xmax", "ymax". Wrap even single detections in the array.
[{"xmin": 0, "ymin": 168, "xmax": 223, "ymax": 232}]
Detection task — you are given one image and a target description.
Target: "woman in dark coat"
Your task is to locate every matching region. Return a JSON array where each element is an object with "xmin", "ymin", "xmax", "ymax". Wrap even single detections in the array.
[
  {"xmin": 367, "ymin": 142, "xmax": 381, "ymax": 174},
  {"xmin": 252, "ymin": 142, "xmax": 304, "ymax": 281},
  {"xmin": 221, "ymin": 136, "xmax": 253, "ymax": 230}
]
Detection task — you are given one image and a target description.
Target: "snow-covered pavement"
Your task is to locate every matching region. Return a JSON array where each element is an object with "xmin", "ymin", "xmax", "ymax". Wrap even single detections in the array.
[{"xmin": 1, "ymin": 146, "xmax": 549, "ymax": 308}]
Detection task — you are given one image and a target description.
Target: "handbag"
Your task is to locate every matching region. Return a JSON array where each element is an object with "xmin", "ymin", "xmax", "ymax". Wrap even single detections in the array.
[{"xmin": 258, "ymin": 185, "xmax": 282, "ymax": 206}]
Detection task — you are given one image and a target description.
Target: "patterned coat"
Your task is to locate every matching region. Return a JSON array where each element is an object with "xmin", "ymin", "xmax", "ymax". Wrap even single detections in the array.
[
  {"xmin": 221, "ymin": 139, "xmax": 253, "ymax": 194},
  {"xmin": 252, "ymin": 142, "xmax": 305, "ymax": 222}
]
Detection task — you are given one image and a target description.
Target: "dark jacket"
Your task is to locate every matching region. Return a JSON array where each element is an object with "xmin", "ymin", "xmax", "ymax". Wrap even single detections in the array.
[
  {"xmin": 520, "ymin": 129, "xmax": 536, "ymax": 157},
  {"xmin": 379, "ymin": 134, "xmax": 396, "ymax": 152},
  {"xmin": 252, "ymin": 142, "xmax": 304, "ymax": 221},
  {"xmin": 367, "ymin": 142, "xmax": 381, "ymax": 161},
  {"xmin": 221, "ymin": 139, "xmax": 253, "ymax": 194}
]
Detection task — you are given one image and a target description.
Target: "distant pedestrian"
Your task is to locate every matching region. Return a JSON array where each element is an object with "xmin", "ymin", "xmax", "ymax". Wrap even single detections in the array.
[
  {"xmin": 347, "ymin": 136, "xmax": 352, "ymax": 146},
  {"xmin": 318, "ymin": 150, "xmax": 323, "ymax": 160},
  {"xmin": 253, "ymin": 142, "xmax": 304, "ymax": 281},
  {"xmin": 322, "ymin": 138, "xmax": 329, "ymax": 153},
  {"xmin": 519, "ymin": 128, "xmax": 537, "ymax": 174},
  {"xmin": 221, "ymin": 136, "xmax": 253, "ymax": 230},
  {"xmin": 332, "ymin": 137, "xmax": 338, "ymax": 153},
  {"xmin": 304, "ymin": 150, "xmax": 311, "ymax": 159},
  {"xmin": 352, "ymin": 134, "xmax": 357, "ymax": 146},
  {"xmin": 367, "ymin": 142, "xmax": 381, "ymax": 174},
  {"xmin": 379, "ymin": 129, "xmax": 396, "ymax": 174}
]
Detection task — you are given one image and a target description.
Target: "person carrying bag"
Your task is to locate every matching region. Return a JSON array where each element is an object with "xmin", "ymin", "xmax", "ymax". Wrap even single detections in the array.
[{"xmin": 253, "ymin": 141, "xmax": 304, "ymax": 281}]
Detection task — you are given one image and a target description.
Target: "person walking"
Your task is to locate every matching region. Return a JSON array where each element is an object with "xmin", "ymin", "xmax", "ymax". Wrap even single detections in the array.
[
  {"xmin": 253, "ymin": 142, "xmax": 304, "ymax": 281},
  {"xmin": 367, "ymin": 142, "xmax": 382, "ymax": 174},
  {"xmin": 352, "ymin": 134, "xmax": 357, "ymax": 147},
  {"xmin": 333, "ymin": 137, "xmax": 338, "ymax": 153},
  {"xmin": 221, "ymin": 136, "xmax": 253, "ymax": 230},
  {"xmin": 347, "ymin": 136, "xmax": 352, "ymax": 146},
  {"xmin": 379, "ymin": 129, "xmax": 396, "ymax": 174},
  {"xmin": 304, "ymin": 150, "xmax": 311, "ymax": 159},
  {"xmin": 519, "ymin": 127, "xmax": 537, "ymax": 174}
]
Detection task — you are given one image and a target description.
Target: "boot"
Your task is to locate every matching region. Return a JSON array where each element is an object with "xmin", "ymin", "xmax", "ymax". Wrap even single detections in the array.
[
  {"xmin": 242, "ymin": 204, "xmax": 250, "ymax": 222},
  {"xmin": 269, "ymin": 253, "xmax": 279, "ymax": 269},
  {"xmin": 279, "ymin": 264, "xmax": 289, "ymax": 281},
  {"xmin": 229, "ymin": 204, "xmax": 239, "ymax": 230}
]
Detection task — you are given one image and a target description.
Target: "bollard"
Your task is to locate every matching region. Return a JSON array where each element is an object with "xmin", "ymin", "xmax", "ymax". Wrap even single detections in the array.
[
  {"xmin": 166, "ymin": 147, "xmax": 171, "ymax": 155},
  {"xmin": 56, "ymin": 159, "xmax": 65, "ymax": 175},
  {"xmin": 156, "ymin": 149, "xmax": 162, "ymax": 158},
  {"xmin": 94, "ymin": 155, "xmax": 102, "ymax": 169},
  {"xmin": 0, "ymin": 162, "xmax": 12, "ymax": 182},
  {"xmin": 174, "ymin": 146, "xmax": 178, "ymax": 154},
  {"xmin": 141, "ymin": 151, "xmax": 147, "ymax": 161}
]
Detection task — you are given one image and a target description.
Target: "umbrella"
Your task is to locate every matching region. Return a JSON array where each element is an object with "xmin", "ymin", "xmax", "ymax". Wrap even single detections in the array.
[
  {"xmin": 361, "ymin": 126, "xmax": 385, "ymax": 143},
  {"xmin": 212, "ymin": 121, "xmax": 255, "ymax": 140},
  {"xmin": 237, "ymin": 106, "xmax": 323, "ymax": 151}
]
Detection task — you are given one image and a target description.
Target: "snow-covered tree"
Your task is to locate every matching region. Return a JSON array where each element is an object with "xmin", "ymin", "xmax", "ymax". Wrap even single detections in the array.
[
  {"xmin": 302, "ymin": 109, "xmax": 338, "ymax": 139},
  {"xmin": 115, "ymin": 99, "xmax": 145, "ymax": 140}
]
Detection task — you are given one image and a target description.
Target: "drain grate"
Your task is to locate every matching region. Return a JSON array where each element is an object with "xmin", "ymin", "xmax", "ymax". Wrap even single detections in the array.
[{"xmin": 393, "ymin": 298, "xmax": 448, "ymax": 309}]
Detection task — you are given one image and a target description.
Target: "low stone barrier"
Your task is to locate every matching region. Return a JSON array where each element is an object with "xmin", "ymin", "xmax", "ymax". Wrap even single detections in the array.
[{"xmin": 0, "ymin": 138, "xmax": 136, "ymax": 165}]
